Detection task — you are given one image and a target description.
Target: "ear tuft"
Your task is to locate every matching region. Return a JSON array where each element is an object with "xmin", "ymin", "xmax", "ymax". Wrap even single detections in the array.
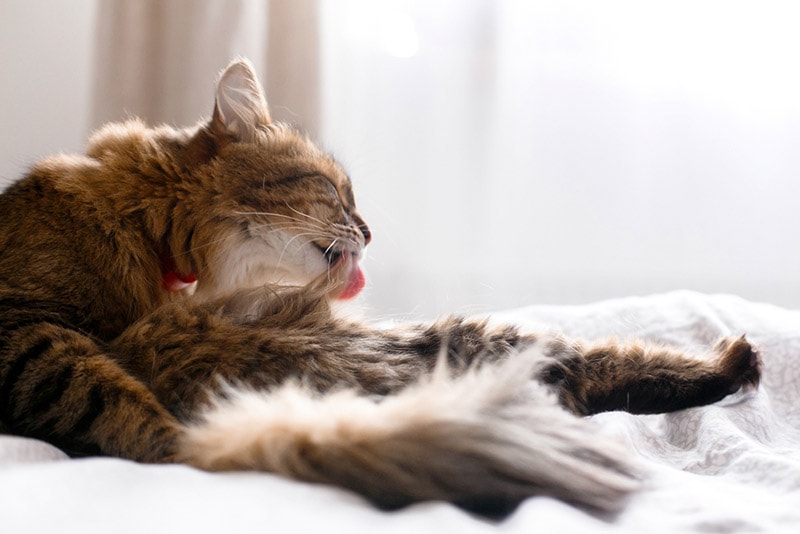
[{"xmin": 211, "ymin": 59, "xmax": 271, "ymax": 143}]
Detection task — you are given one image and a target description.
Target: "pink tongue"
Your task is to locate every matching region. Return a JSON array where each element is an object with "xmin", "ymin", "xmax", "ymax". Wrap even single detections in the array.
[{"xmin": 337, "ymin": 265, "xmax": 366, "ymax": 300}]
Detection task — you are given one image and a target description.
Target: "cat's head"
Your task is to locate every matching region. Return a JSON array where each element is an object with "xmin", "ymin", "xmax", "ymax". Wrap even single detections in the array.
[{"xmin": 161, "ymin": 60, "xmax": 371, "ymax": 302}]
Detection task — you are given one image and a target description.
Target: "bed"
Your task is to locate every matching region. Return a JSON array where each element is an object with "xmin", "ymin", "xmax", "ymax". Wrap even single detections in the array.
[{"xmin": 2, "ymin": 290, "xmax": 799, "ymax": 533}]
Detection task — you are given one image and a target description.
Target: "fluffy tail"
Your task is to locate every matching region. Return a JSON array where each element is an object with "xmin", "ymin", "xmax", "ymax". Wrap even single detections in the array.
[{"xmin": 179, "ymin": 349, "xmax": 639, "ymax": 513}]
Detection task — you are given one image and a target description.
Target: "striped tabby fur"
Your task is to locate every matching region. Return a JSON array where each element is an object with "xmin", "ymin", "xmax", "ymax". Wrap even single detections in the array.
[{"xmin": 0, "ymin": 60, "xmax": 761, "ymax": 514}]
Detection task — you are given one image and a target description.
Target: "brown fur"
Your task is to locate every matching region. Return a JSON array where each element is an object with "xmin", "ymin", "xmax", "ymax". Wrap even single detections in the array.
[{"xmin": 0, "ymin": 59, "xmax": 761, "ymax": 513}]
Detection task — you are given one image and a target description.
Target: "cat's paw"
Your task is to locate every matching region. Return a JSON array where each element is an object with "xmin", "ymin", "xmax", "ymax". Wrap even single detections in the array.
[{"xmin": 712, "ymin": 335, "xmax": 761, "ymax": 393}]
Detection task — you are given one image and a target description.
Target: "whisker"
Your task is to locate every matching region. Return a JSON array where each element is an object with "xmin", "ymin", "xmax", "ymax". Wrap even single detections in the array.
[
  {"xmin": 231, "ymin": 209, "xmax": 357, "ymax": 242},
  {"xmin": 180, "ymin": 220, "xmax": 333, "ymax": 259},
  {"xmin": 247, "ymin": 223, "xmax": 327, "ymax": 236},
  {"xmin": 284, "ymin": 203, "xmax": 329, "ymax": 228},
  {"xmin": 323, "ymin": 239, "xmax": 339, "ymax": 258},
  {"xmin": 175, "ymin": 231, "xmax": 238, "ymax": 258},
  {"xmin": 274, "ymin": 231, "xmax": 328, "ymax": 274},
  {"xmin": 280, "ymin": 231, "xmax": 326, "ymax": 254},
  {"xmin": 232, "ymin": 210, "xmax": 329, "ymax": 232},
  {"xmin": 170, "ymin": 206, "xmax": 360, "ymax": 289}
]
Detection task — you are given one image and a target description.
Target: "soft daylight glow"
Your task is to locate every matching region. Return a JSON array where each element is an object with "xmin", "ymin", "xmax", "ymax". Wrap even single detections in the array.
[
  {"xmin": 345, "ymin": 2, "xmax": 420, "ymax": 58},
  {"xmin": 381, "ymin": 12, "xmax": 419, "ymax": 58}
]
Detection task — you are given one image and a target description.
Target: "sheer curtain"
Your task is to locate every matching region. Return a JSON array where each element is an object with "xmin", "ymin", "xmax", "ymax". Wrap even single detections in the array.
[
  {"xmin": 92, "ymin": 0, "xmax": 800, "ymax": 318},
  {"xmin": 92, "ymin": 0, "xmax": 321, "ymax": 137}
]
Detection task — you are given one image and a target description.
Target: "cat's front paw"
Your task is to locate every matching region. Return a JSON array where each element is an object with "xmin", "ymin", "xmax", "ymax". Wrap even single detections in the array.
[{"xmin": 713, "ymin": 335, "xmax": 762, "ymax": 393}]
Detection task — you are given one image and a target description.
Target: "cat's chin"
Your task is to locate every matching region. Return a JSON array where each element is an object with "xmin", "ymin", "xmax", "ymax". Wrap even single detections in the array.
[{"xmin": 190, "ymin": 233, "xmax": 366, "ymax": 301}]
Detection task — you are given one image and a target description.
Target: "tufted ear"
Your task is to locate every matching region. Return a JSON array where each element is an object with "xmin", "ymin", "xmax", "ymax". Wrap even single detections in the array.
[{"xmin": 210, "ymin": 59, "xmax": 271, "ymax": 143}]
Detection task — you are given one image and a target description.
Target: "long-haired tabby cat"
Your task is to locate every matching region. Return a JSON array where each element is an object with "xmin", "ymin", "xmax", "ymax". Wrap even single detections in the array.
[{"xmin": 0, "ymin": 59, "xmax": 760, "ymax": 514}]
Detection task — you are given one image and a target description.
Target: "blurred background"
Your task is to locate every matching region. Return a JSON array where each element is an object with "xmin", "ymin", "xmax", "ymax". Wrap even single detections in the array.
[{"xmin": 2, "ymin": 0, "xmax": 799, "ymax": 319}]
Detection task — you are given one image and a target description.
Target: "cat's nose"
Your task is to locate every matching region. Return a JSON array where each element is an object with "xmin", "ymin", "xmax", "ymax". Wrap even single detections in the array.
[
  {"xmin": 359, "ymin": 223, "xmax": 372, "ymax": 246},
  {"xmin": 353, "ymin": 214, "xmax": 371, "ymax": 246}
]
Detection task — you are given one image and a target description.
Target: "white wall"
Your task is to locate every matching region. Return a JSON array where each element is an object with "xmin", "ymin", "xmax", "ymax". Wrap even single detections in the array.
[
  {"xmin": 321, "ymin": 1, "xmax": 800, "ymax": 318},
  {"xmin": 0, "ymin": 0, "xmax": 97, "ymax": 186}
]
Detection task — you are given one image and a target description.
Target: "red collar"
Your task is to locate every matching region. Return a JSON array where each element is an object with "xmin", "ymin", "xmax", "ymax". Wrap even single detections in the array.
[{"xmin": 160, "ymin": 254, "xmax": 197, "ymax": 292}]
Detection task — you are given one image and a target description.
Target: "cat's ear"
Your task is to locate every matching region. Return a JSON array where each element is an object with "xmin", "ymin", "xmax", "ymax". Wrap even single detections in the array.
[{"xmin": 210, "ymin": 59, "xmax": 271, "ymax": 143}]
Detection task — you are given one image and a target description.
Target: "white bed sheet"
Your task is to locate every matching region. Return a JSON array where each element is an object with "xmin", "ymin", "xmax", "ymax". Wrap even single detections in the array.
[{"xmin": 2, "ymin": 291, "xmax": 799, "ymax": 533}]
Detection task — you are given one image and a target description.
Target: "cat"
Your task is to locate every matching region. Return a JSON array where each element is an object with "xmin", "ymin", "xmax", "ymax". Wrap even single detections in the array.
[{"xmin": 0, "ymin": 59, "xmax": 761, "ymax": 514}]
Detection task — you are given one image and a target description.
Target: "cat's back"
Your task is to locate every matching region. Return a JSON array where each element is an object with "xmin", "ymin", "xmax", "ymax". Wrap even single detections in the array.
[
  {"xmin": 0, "ymin": 154, "xmax": 95, "ymax": 271},
  {"xmin": 1, "ymin": 153, "xmax": 93, "ymax": 234},
  {"xmin": 0, "ymin": 152, "xmax": 161, "ymax": 339}
]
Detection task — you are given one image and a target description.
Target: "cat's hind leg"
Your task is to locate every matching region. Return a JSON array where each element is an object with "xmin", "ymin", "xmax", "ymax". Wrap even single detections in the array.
[{"xmin": 541, "ymin": 334, "xmax": 761, "ymax": 415}]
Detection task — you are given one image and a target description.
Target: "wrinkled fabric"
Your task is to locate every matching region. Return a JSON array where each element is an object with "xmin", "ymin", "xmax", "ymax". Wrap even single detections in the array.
[{"xmin": 2, "ymin": 291, "xmax": 799, "ymax": 533}]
